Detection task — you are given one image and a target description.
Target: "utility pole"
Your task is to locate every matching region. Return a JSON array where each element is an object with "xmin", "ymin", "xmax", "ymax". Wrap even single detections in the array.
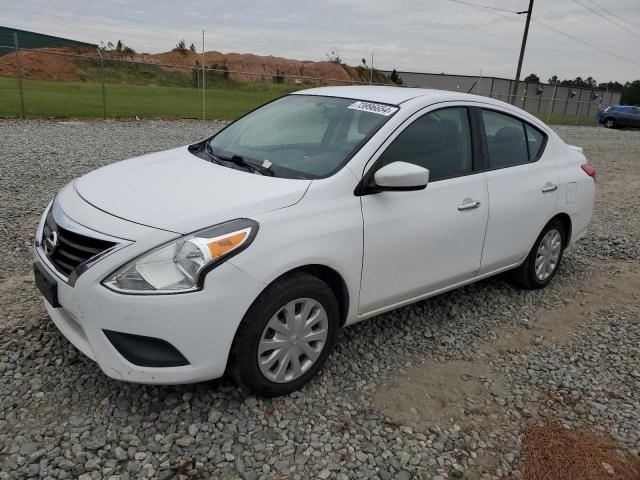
[
  {"xmin": 370, "ymin": 52, "xmax": 373, "ymax": 85},
  {"xmin": 96, "ymin": 48, "xmax": 107, "ymax": 119},
  {"xmin": 13, "ymin": 33, "xmax": 25, "ymax": 118},
  {"xmin": 510, "ymin": 0, "xmax": 534, "ymax": 105},
  {"xmin": 202, "ymin": 30, "xmax": 205, "ymax": 121}
]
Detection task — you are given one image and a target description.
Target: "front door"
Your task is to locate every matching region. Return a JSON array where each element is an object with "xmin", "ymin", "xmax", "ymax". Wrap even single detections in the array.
[{"xmin": 359, "ymin": 106, "xmax": 489, "ymax": 315}]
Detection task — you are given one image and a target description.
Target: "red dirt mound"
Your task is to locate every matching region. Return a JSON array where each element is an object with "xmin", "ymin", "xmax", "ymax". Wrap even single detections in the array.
[{"xmin": 0, "ymin": 47, "xmax": 391, "ymax": 85}]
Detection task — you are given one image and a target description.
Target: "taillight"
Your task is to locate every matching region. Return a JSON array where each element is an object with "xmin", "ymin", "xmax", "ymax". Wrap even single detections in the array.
[{"xmin": 581, "ymin": 164, "xmax": 596, "ymax": 181}]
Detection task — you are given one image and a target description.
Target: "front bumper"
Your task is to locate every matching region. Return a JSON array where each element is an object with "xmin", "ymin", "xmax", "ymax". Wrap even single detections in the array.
[{"xmin": 35, "ymin": 188, "xmax": 265, "ymax": 384}]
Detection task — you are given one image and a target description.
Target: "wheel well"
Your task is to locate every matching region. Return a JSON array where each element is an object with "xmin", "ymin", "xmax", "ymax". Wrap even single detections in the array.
[
  {"xmin": 276, "ymin": 265, "xmax": 350, "ymax": 327},
  {"xmin": 552, "ymin": 213, "xmax": 572, "ymax": 247}
]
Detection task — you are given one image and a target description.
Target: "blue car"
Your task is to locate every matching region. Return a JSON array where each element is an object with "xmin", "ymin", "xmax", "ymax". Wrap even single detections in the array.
[{"xmin": 596, "ymin": 105, "xmax": 640, "ymax": 129}]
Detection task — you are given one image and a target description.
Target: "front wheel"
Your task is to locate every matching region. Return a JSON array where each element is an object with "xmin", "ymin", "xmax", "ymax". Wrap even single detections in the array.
[
  {"xmin": 604, "ymin": 117, "xmax": 616, "ymax": 129},
  {"xmin": 228, "ymin": 272, "xmax": 339, "ymax": 396},
  {"xmin": 510, "ymin": 219, "xmax": 566, "ymax": 289}
]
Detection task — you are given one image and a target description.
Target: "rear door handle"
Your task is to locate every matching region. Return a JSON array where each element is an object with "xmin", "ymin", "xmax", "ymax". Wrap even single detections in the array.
[
  {"xmin": 542, "ymin": 183, "xmax": 558, "ymax": 193},
  {"xmin": 458, "ymin": 200, "xmax": 481, "ymax": 211}
]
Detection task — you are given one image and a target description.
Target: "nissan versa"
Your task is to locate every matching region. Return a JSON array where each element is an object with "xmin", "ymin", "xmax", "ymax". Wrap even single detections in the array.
[{"xmin": 34, "ymin": 86, "xmax": 596, "ymax": 396}]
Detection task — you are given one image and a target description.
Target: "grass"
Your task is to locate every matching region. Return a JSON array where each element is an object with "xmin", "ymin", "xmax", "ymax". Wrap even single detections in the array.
[
  {"xmin": 533, "ymin": 111, "xmax": 598, "ymax": 126},
  {"xmin": 0, "ymin": 76, "xmax": 600, "ymax": 125},
  {"xmin": 0, "ymin": 77, "xmax": 304, "ymax": 120}
]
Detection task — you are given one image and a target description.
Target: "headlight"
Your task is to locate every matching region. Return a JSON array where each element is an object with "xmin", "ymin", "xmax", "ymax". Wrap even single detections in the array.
[{"xmin": 103, "ymin": 219, "xmax": 258, "ymax": 294}]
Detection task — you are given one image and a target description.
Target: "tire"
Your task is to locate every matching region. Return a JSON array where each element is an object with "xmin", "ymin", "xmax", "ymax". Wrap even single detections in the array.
[
  {"xmin": 604, "ymin": 117, "xmax": 616, "ymax": 129},
  {"xmin": 510, "ymin": 218, "xmax": 566, "ymax": 290},
  {"xmin": 228, "ymin": 272, "xmax": 339, "ymax": 397}
]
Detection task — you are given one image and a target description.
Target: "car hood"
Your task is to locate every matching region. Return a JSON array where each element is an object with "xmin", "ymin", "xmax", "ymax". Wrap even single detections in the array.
[{"xmin": 74, "ymin": 146, "xmax": 311, "ymax": 233}]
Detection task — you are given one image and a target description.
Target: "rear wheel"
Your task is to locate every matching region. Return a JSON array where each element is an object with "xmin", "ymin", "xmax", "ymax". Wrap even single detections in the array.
[
  {"xmin": 604, "ymin": 117, "xmax": 616, "ymax": 129},
  {"xmin": 228, "ymin": 272, "xmax": 339, "ymax": 396},
  {"xmin": 510, "ymin": 219, "xmax": 566, "ymax": 289}
]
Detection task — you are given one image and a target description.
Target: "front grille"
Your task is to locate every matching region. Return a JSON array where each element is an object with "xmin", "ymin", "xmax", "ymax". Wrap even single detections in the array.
[{"xmin": 42, "ymin": 213, "xmax": 116, "ymax": 277}]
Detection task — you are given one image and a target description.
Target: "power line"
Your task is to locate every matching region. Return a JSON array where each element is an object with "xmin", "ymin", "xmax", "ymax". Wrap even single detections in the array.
[
  {"xmin": 531, "ymin": 18, "xmax": 640, "ymax": 67},
  {"xmin": 447, "ymin": 0, "xmax": 519, "ymax": 15},
  {"xmin": 570, "ymin": 0, "xmax": 640, "ymax": 40},
  {"xmin": 581, "ymin": 0, "xmax": 640, "ymax": 33},
  {"xmin": 12, "ymin": 0, "xmax": 339, "ymax": 55},
  {"xmin": 446, "ymin": 0, "xmax": 640, "ymax": 68}
]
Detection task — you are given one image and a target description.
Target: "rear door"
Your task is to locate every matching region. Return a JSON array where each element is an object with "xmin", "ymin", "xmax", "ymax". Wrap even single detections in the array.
[{"xmin": 477, "ymin": 108, "xmax": 558, "ymax": 274}]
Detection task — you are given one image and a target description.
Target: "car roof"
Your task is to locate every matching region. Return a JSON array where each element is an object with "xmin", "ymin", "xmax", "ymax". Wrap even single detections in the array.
[
  {"xmin": 291, "ymin": 85, "xmax": 447, "ymax": 105},
  {"xmin": 292, "ymin": 85, "xmax": 509, "ymax": 107},
  {"xmin": 291, "ymin": 85, "xmax": 553, "ymax": 132}
]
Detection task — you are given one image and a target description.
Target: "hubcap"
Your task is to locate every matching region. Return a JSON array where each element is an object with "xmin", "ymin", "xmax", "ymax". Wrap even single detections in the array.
[
  {"xmin": 535, "ymin": 229, "xmax": 562, "ymax": 281},
  {"xmin": 605, "ymin": 120, "xmax": 614, "ymax": 128},
  {"xmin": 258, "ymin": 298, "xmax": 329, "ymax": 383}
]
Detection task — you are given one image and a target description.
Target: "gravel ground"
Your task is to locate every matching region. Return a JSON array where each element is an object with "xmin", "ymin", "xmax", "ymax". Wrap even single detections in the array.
[{"xmin": 0, "ymin": 120, "xmax": 638, "ymax": 480}]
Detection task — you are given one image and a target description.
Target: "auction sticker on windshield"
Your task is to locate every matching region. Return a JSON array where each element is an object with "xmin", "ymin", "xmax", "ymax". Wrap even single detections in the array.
[{"xmin": 348, "ymin": 101, "xmax": 398, "ymax": 116}]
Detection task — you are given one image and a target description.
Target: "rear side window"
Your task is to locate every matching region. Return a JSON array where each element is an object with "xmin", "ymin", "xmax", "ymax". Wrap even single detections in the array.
[
  {"xmin": 481, "ymin": 110, "xmax": 540, "ymax": 169},
  {"xmin": 525, "ymin": 124, "xmax": 545, "ymax": 160},
  {"xmin": 377, "ymin": 107, "xmax": 473, "ymax": 181}
]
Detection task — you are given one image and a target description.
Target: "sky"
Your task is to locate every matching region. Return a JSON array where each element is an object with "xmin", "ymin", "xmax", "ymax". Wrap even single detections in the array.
[{"xmin": 1, "ymin": 0, "xmax": 639, "ymax": 83}]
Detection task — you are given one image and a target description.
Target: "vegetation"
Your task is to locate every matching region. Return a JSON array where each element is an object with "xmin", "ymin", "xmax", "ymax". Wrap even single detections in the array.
[
  {"xmin": 325, "ymin": 50, "xmax": 342, "ymax": 64},
  {"xmin": 273, "ymin": 70, "xmax": 285, "ymax": 84},
  {"xmin": 0, "ymin": 77, "xmax": 302, "ymax": 119},
  {"xmin": 77, "ymin": 60, "xmax": 193, "ymax": 87},
  {"xmin": 99, "ymin": 40, "xmax": 135, "ymax": 55},
  {"xmin": 532, "ymin": 112, "xmax": 597, "ymax": 126},
  {"xmin": 524, "ymin": 72, "xmax": 640, "ymax": 105},
  {"xmin": 621, "ymin": 80, "xmax": 640, "ymax": 105},
  {"xmin": 189, "ymin": 43, "xmax": 196, "ymax": 53},
  {"xmin": 192, "ymin": 62, "xmax": 231, "ymax": 87},
  {"xmin": 174, "ymin": 39, "xmax": 188, "ymax": 55},
  {"xmin": 389, "ymin": 69, "xmax": 403, "ymax": 86}
]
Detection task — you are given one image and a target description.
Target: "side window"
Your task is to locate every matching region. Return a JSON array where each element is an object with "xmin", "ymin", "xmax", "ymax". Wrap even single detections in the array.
[
  {"xmin": 525, "ymin": 124, "xmax": 546, "ymax": 160},
  {"xmin": 481, "ymin": 110, "xmax": 529, "ymax": 169},
  {"xmin": 378, "ymin": 107, "xmax": 473, "ymax": 181}
]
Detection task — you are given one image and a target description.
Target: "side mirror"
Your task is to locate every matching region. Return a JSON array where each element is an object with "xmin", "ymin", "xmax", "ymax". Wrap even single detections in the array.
[{"xmin": 373, "ymin": 161, "xmax": 429, "ymax": 191}]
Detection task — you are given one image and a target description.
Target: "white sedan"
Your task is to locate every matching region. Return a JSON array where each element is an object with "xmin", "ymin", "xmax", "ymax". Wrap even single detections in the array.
[{"xmin": 34, "ymin": 86, "xmax": 595, "ymax": 396}]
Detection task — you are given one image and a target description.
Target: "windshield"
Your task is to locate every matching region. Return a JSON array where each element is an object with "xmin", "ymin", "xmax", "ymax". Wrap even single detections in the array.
[{"xmin": 207, "ymin": 95, "xmax": 397, "ymax": 178}]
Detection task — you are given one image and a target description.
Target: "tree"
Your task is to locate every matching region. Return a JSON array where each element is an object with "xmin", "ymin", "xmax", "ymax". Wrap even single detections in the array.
[
  {"xmin": 325, "ymin": 50, "xmax": 341, "ymax": 64},
  {"xmin": 189, "ymin": 43, "xmax": 196, "ymax": 53},
  {"xmin": 523, "ymin": 73, "xmax": 540, "ymax": 83},
  {"xmin": 175, "ymin": 39, "xmax": 188, "ymax": 54},
  {"xmin": 115, "ymin": 40, "xmax": 123, "ymax": 53},
  {"xmin": 548, "ymin": 75, "xmax": 559, "ymax": 85},
  {"xmin": 622, "ymin": 80, "xmax": 640, "ymax": 105},
  {"xmin": 390, "ymin": 69, "xmax": 403, "ymax": 86},
  {"xmin": 598, "ymin": 81, "xmax": 623, "ymax": 92}
]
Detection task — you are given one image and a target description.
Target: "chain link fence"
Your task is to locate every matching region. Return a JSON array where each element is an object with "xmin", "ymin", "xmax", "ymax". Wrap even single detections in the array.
[
  {"xmin": 0, "ymin": 32, "xmax": 622, "ymax": 124},
  {"xmin": 383, "ymin": 70, "xmax": 622, "ymax": 125}
]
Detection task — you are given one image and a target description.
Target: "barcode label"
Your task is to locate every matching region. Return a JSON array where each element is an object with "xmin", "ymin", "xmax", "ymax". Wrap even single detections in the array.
[{"xmin": 348, "ymin": 101, "xmax": 398, "ymax": 116}]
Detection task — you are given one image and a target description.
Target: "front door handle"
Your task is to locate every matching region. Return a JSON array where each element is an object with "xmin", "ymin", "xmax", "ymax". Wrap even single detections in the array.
[
  {"xmin": 542, "ymin": 183, "xmax": 558, "ymax": 193},
  {"xmin": 458, "ymin": 200, "xmax": 481, "ymax": 211}
]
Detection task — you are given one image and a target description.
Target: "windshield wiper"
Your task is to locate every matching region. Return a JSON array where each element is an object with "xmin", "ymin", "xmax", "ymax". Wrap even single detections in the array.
[{"xmin": 205, "ymin": 144, "xmax": 273, "ymax": 176}]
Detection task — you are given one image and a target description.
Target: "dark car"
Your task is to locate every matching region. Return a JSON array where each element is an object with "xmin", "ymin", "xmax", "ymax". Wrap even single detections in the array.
[{"xmin": 596, "ymin": 105, "xmax": 640, "ymax": 129}]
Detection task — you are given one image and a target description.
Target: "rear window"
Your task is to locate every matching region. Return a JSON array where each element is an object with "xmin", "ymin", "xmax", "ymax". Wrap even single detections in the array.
[
  {"xmin": 525, "ymin": 124, "xmax": 546, "ymax": 161},
  {"xmin": 481, "ymin": 110, "xmax": 547, "ymax": 169}
]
